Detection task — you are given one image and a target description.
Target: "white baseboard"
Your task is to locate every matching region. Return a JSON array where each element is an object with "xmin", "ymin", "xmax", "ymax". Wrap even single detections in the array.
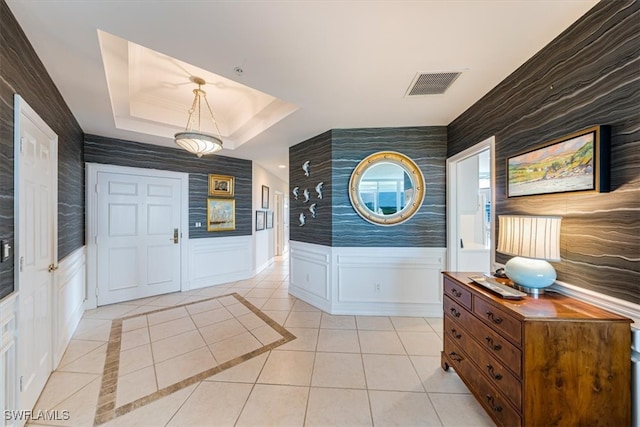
[
  {"xmin": 288, "ymin": 284, "xmax": 332, "ymax": 313},
  {"xmin": 254, "ymin": 257, "xmax": 274, "ymax": 277}
]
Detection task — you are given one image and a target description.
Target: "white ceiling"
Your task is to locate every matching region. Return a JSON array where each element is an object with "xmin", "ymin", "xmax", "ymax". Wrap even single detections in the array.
[
  {"xmin": 6, "ymin": 0, "xmax": 598, "ymax": 182},
  {"xmin": 98, "ymin": 30, "xmax": 298, "ymax": 151}
]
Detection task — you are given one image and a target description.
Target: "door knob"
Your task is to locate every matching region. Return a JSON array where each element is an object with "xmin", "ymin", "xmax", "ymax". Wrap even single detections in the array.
[
  {"xmin": 48, "ymin": 264, "xmax": 59, "ymax": 273},
  {"xmin": 172, "ymin": 228, "xmax": 179, "ymax": 244}
]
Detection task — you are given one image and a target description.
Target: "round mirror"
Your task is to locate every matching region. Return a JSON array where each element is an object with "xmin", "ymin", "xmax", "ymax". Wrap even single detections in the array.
[{"xmin": 349, "ymin": 151, "xmax": 425, "ymax": 226}]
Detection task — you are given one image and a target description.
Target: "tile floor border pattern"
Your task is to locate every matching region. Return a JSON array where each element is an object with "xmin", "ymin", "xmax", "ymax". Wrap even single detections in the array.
[{"xmin": 93, "ymin": 293, "xmax": 296, "ymax": 425}]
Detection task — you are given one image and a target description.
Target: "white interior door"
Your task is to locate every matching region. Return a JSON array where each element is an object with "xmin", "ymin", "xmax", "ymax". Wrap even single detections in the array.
[
  {"xmin": 96, "ymin": 171, "xmax": 182, "ymax": 306},
  {"xmin": 16, "ymin": 95, "xmax": 57, "ymax": 414}
]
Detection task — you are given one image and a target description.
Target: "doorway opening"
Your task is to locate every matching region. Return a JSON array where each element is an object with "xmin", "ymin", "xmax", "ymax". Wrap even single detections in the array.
[
  {"xmin": 446, "ymin": 136, "xmax": 495, "ymax": 273},
  {"xmin": 274, "ymin": 192, "xmax": 284, "ymax": 256}
]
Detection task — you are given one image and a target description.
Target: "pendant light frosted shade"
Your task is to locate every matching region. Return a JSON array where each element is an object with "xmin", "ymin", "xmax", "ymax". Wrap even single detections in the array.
[
  {"xmin": 174, "ymin": 77, "xmax": 223, "ymax": 157},
  {"xmin": 175, "ymin": 131, "xmax": 222, "ymax": 158}
]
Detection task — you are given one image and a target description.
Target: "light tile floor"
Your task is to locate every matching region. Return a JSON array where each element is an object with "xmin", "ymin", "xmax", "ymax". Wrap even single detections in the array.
[{"xmin": 29, "ymin": 258, "xmax": 494, "ymax": 427}]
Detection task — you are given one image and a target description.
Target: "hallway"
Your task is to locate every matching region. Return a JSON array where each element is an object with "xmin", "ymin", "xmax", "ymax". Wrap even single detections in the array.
[{"xmin": 28, "ymin": 258, "xmax": 493, "ymax": 426}]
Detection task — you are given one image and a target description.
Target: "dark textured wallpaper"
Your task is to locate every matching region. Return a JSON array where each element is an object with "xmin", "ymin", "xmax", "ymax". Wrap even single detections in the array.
[
  {"xmin": 1, "ymin": 0, "xmax": 84, "ymax": 300},
  {"xmin": 448, "ymin": 1, "xmax": 639, "ymax": 303},
  {"xmin": 289, "ymin": 131, "xmax": 333, "ymax": 246},
  {"xmin": 331, "ymin": 127, "xmax": 447, "ymax": 247},
  {"xmin": 84, "ymin": 135, "xmax": 253, "ymax": 238},
  {"xmin": 289, "ymin": 127, "xmax": 446, "ymax": 248}
]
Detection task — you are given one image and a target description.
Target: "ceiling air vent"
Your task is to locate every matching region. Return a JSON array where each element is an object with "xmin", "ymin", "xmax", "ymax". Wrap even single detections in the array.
[{"xmin": 405, "ymin": 71, "xmax": 462, "ymax": 96}]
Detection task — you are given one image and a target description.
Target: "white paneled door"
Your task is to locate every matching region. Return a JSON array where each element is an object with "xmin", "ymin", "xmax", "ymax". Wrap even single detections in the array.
[
  {"xmin": 96, "ymin": 172, "xmax": 182, "ymax": 306},
  {"xmin": 16, "ymin": 95, "xmax": 58, "ymax": 416}
]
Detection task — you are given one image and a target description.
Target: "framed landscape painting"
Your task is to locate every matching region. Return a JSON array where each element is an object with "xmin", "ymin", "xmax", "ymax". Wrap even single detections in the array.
[
  {"xmin": 507, "ymin": 126, "xmax": 609, "ymax": 197},
  {"xmin": 207, "ymin": 198, "xmax": 235, "ymax": 231}
]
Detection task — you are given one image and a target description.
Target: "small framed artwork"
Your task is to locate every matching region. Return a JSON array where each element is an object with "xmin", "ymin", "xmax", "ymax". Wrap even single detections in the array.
[
  {"xmin": 507, "ymin": 125, "xmax": 609, "ymax": 197},
  {"xmin": 207, "ymin": 198, "xmax": 235, "ymax": 231},
  {"xmin": 261, "ymin": 185, "xmax": 269, "ymax": 209},
  {"xmin": 266, "ymin": 211, "xmax": 274, "ymax": 229},
  {"xmin": 255, "ymin": 210, "xmax": 265, "ymax": 231},
  {"xmin": 209, "ymin": 174, "xmax": 234, "ymax": 197}
]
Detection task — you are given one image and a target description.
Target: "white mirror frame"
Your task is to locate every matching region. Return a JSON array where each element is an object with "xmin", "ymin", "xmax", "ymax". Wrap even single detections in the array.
[{"xmin": 348, "ymin": 151, "xmax": 426, "ymax": 226}]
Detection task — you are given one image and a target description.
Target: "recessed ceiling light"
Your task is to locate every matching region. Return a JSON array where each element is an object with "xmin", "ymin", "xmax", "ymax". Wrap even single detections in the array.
[{"xmin": 278, "ymin": 164, "xmax": 287, "ymax": 169}]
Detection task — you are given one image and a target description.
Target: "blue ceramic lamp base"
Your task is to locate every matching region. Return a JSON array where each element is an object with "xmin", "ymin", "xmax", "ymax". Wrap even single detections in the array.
[{"xmin": 504, "ymin": 256, "xmax": 557, "ymax": 296}]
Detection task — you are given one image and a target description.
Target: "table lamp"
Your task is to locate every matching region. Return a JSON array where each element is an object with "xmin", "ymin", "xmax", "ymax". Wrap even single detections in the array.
[{"xmin": 497, "ymin": 215, "xmax": 562, "ymax": 295}]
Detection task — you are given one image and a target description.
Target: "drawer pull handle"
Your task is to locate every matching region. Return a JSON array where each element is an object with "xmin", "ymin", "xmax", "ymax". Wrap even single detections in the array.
[
  {"xmin": 486, "ymin": 364, "xmax": 503, "ymax": 380},
  {"xmin": 484, "ymin": 336, "xmax": 502, "ymax": 351},
  {"xmin": 450, "ymin": 328, "xmax": 462, "ymax": 339},
  {"xmin": 448, "ymin": 352, "xmax": 463, "ymax": 362},
  {"xmin": 485, "ymin": 311, "xmax": 503, "ymax": 324},
  {"xmin": 450, "ymin": 288, "xmax": 462, "ymax": 298},
  {"xmin": 450, "ymin": 308, "xmax": 461, "ymax": 318},
  {"xmin": 486, "ymin": 395, "xmax": 503, "ymax": 413}
]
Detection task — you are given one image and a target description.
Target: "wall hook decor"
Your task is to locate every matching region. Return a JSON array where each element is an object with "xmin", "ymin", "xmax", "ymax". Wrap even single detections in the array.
[
  {"xmin": 309, "ymin": 203, "xmax": 317, "ymax": 218},
  {"xmin": 302, "ymin": 160, "xmax": 310, "ymax": 177},
  {"xmin": 303, "ymin": 188, "xmax": 310, "ymax": 203},
  {"xmin": 292, "ymin": 186, "xmax": 299, "ymax": 200},
  {"xmin": 299, "ymin": 212, "xmax": 306, "ymax": 226}
]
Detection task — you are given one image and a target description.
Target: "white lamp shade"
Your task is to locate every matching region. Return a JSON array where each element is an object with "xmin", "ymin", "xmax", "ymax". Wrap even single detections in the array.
[{"xmin": 497, "ymin": 215, "xmax": 561, "ymax": 261}]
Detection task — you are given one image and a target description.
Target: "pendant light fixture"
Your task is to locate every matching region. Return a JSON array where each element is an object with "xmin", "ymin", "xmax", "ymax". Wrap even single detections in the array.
[{"xmin": 174, "ymin": 76, "xmax": 223, "ymax": 157}]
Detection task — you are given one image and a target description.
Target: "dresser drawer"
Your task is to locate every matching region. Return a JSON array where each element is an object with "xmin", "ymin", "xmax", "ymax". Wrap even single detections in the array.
[
  {"xmin": 444, "ymin": 277, "xmax": 472, "ymax": 310},
  {"xmin": 444, "ymin": 316, "xmax": 521, "ymax": 409},
  {"xmin": 446, "ymin": 296, "xmax": 522, "ymax": 375},
  {"xmin": 473, "ymin": 297, "xmax": 522, "ymax": 345},
  {"xmin": 443, "ymin": 295, "xmax": 473, "ymax": 326},
  {"xmin": 444, "ymin": 336, "xmax": 522, "ymax": 427},
  {"xmin": 458, "ymin": 311, "xmax": 522, "ymax": 376}
]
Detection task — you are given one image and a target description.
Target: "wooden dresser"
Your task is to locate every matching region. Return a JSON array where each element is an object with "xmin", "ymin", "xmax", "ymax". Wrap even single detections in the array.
[{"xmin": 441, "ymin": 272, "xmax": 631, "ymax": 427}]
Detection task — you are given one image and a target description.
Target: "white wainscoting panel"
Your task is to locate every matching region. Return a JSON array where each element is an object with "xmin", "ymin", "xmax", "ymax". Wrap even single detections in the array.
[
  {"xmin": 1, "ymin": 293, "xmax": 18, "ymax": 426},
  {"xmin": 254, "ymin": 230, "xmax": 274, "ymax": 276},
  {"xmin": 189, "ymin": 236, "xmax": 253, "ymax": 290},
  {"xmin": 333, "ymin": 247, "xmax": 446, "ymax": 316},
  {"xmin": 289, "ymin": 242, "xmax": 331, "ymax": 313},
  {"xmin": 289, "ymin": 242, "xmax": 446, "ymax": 316},
  {"xmin": 53, "ymin": 247, "xmax": 86, "ymax": 367}
]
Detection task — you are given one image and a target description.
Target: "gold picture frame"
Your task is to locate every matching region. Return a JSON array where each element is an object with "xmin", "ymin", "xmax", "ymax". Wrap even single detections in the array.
[
  {"xmin": 207, "ymin": 198, "xmax": 235, "ymax": 231},
  {"xmin": 208, "ymin": 174, "xmax": 234, "ymax": 197}
]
